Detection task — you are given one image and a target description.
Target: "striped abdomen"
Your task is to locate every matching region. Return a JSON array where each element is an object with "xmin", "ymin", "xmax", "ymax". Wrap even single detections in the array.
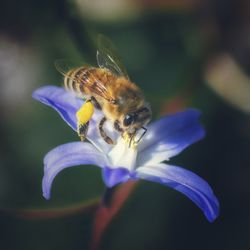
[
  {"xmin": 64, "ymin": 67, "xmax": 116, "ymax": 103},
  {"xmin": 64, "ymin": 67, "xmax": 95, "ymax": 96}
]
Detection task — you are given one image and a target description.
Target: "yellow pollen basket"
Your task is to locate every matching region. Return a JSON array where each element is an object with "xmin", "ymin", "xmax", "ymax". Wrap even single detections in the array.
[{"xmin": 76, "ymin": 101, "xmax": 94, "ymax": 124}]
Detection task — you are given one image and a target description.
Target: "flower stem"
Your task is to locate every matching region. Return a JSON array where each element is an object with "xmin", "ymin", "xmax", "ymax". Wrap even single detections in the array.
[{"xmin": 101, "ymin": 186, "xmax": 117, "ymax": 207}]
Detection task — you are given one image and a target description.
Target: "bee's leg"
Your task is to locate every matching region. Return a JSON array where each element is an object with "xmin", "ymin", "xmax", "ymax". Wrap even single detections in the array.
[
  {"xmin": 114, "ymin": 120, "xmax": 123, "ymax": 133},
  {"xmin": 99, "ymin": 117, "xmax": 115, "ymax": 145},
  {"xmin": 76, "ymin": 99, "xmax": 94, "ymax": 141},
  {"xmin": 121, "ymin": 131, "xmax": 142, "ymax": 148},
  {"xmin": 91, "ymin": 96, "xmax": 102, "ymax": 110},
  {"xmin": 77, "ymin": 122, "xmax": 89, "ymax": 141},
  {"xmin": 125, "ymin": 127, "xmax": 147, "ymax": 147}
]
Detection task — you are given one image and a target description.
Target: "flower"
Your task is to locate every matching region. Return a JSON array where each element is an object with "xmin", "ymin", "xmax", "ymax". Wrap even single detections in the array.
[{"xmin": 32, "ymin": 86, "xmax": 219, "ymax": 222}]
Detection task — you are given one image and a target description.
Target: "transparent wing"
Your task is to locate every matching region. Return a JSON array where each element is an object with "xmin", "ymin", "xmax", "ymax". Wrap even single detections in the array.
[
  {"xmin": 96, "ymin": 34, "xmax": 130, "ymax": 80},
  {"xmin": 55, "ymin": 59, "xmax": 87, "ymax": 78},
  {"xmin": 55, "ymin": 59, "xmax": 116, "ymax": 103}
]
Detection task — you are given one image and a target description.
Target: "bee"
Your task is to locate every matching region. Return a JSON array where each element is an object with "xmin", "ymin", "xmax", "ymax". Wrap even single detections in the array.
[{"xmin": 55, "ymin": 35, "xmax": 152, "ymax": 146}]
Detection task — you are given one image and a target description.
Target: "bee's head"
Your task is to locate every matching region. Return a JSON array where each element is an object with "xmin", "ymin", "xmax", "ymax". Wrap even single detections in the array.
[{"xmin": 122, "ymin": 103, "xmax": 152, "ymax": 133}]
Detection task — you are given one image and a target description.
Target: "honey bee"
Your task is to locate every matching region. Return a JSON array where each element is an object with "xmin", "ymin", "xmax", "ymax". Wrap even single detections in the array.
[{"xmin": 55, "ymin": 35, "xmax": 152, "ymax": 145}]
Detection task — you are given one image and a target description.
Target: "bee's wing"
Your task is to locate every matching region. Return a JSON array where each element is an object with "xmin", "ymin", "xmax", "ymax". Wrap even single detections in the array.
[
  {"xmin": 55, "ymin": 59, "xmax": 87, "ymax": 79},
  {"xmin": 96, "ymin": 34, "xmax": 130, "ymax": 80},
  {"xmin": 55, "ymin": 59, "xmax": 116, "ymax": 103}
]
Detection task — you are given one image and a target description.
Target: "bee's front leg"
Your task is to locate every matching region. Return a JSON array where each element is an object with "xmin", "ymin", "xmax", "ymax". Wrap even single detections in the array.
[
  {"xmin": 76, "ymin": 99, "xmax": 94, "ymax": 141},
  {"xmin": 114, "ymin": 120, "xmax": 123, "ymax": 133},
  {"xmin": 99, "ymin": 117, "xmax": 115, "ymax": 145}
]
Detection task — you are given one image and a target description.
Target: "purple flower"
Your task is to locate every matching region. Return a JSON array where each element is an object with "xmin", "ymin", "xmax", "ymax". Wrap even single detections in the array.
[{"xmin": 32, "ymin": 86, "xmax": 219, "ymax": 222}]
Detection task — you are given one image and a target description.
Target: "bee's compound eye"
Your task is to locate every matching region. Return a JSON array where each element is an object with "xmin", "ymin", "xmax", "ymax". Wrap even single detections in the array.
[{"xmin": 123, "ymin": 114, "xmax": 134, "ymax": 126}]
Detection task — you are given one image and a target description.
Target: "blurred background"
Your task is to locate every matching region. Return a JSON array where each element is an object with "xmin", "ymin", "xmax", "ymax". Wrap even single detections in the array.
[{"xmin": 0, "ymin": 0, "xmax": 250, "ymax": 249}]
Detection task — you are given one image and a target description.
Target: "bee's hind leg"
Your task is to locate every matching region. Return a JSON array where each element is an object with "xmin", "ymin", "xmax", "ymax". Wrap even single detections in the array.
[
  {"xmin": 78, "ymin": 121, "xmax": 89, "ymax": 141},
  {"xmin": 99, "ymin": 117, "xmax": 115, "ymax": 145},
  {"xmin": 76, "ymin": 99, "xmax": 94, "ymax": 141}
]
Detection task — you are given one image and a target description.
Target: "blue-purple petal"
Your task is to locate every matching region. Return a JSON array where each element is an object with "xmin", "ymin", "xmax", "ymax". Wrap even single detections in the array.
[
  {"xmin": 42, "ymin": 142, "xmax": 108, "ymax": 199},
  {"xmin": 32, "ymin": 86, "xmax": 82, "ymax": 131},
  {"xmin": 102, "ymin": 167, "xmax": 130, "ymax": 188},
  {"xmin": 32, "ymin": 86, "xmax": 117, "ymax": 154},
  {"xmin": 135, "ymin": 163, "xmax": 219, "ymax": 222},
  {"xmin": 137, "ymin": 109, "xmax": 205, "ymax": 166}
]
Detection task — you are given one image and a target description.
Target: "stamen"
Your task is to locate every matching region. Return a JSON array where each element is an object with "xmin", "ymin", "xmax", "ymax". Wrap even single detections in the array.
[
  {"xmin": 122, "ymin": 127, "xmax": 147, "ymax": 149},
  {"xmin": 122, "ymin": 133, "xmax": 138, "ymax": 149}
]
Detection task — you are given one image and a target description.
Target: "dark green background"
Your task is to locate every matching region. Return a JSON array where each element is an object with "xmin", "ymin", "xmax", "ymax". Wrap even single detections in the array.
[{"xmin": 0, "ymin": 0, "xmax": 250, "ymax": 249}]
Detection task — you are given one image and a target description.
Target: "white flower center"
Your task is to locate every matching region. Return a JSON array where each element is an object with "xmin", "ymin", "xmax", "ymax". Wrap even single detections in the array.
[{"xmin": 107, "ymin": 137, "xmax": 138, "ymax": 172}]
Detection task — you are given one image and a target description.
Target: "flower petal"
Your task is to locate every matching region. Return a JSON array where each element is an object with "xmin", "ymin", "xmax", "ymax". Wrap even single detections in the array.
[
  {"xmin": 42, "ymin": 142, "xmax": 109, "ymax": 199},
  {"xmin": 135, "ymin": 163, "xmax": 219, "ymax": 222},
  {"xmin": 32, "ymin": 86, "xmax": 118, "ymax": 154},
  {"xmin": 32, "ymin": 86, "xmax": 82, "ymax": 131},
  {"xmin": 137, "ymin": 109, "xmax": 205, "ymax": 166},
  {"xmin": 102, "ymin": 167, "xmax": 130, "ymax": 188}
]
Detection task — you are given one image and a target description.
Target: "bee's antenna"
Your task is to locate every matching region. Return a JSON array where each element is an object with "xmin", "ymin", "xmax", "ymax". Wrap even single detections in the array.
[{"xmin": 135, "ymin": 127, "xmax": 147, "ymax": 144}]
